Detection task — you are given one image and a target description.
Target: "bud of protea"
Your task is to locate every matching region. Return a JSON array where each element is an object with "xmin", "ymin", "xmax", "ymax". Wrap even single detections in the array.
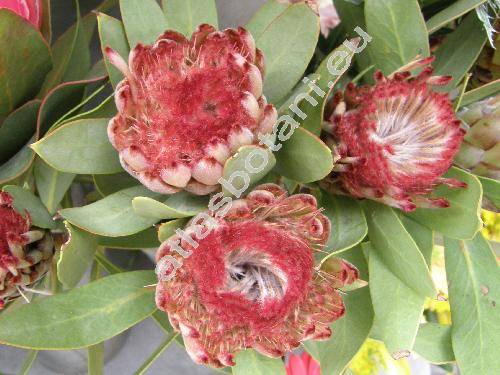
[
  {"xmin": 155, "ymin": 184, "xmax": 358, "ymax": 368},
  {"xmin": 455, "ymin": 95, "xmax": 500, "ymax": 180},
  {"xmin": 0, "ymin": 192, "xmax": 54, "ymax": 309},
  {"xmin": 322, "ymin": 57, "xmax": 466, "ymax": 212},
  {"xmin": 106, "ymin": 24, "xmax": 277, "ymax": 196},
  {"xmin": 0, "ymin": 0, "xmax": 42, "ymax": 29}
]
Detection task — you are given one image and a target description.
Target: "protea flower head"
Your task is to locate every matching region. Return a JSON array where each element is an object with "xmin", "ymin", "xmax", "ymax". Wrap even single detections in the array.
[
  {"xmin": 0, "ymin": 192, "xmax": 54, "ymax": 309},
  {"xmin": 455, "ymin": 95, "xmax": 500, "ymax": 181},
  {"xmin": 155, "ymin": 183, "xmax": 358, "ymax": 367},
  {"xmin": 286, "ymin": 352, "xmax": 321, "ymax": 375},
  {"xmin": 322, "ymin": 56, "xmax": 466, "ymax": 212},
  {"xmin": 106, "ymin": 24, "xmax": 277, "ymax": 195},
  {"xmin": 0, "ymin": 0, "xmax": 42, "ymax": 29}
]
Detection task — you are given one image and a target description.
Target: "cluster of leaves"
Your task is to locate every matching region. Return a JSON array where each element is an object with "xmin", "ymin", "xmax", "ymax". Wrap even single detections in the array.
[{"xmin": 0, "ymin": 0, "xmax": 499, "ymax": 374}]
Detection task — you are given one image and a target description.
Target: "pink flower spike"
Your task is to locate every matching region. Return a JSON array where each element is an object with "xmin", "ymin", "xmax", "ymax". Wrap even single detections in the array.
[{"xmin": 0, "ymin": 0, "xmax": 42, "ymax": 29}]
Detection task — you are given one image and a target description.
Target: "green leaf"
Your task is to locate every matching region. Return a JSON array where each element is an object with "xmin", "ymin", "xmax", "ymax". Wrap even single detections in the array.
[
  {"xmin": 0, "ymin": 10, "xmax": 52, "ymax": 123},
  {"xmin": 0, "ymin": 138, "xmax": 34, "ymax": 184},
  {"xmin": 274, "ymin": 127, "xmax": 333, "ymax": 183},
  {"xmin": 2, "ymin": 185, "xmax": 55, "ymax": 229},
  {"xmin": 362, "ymin": 201, "xmax": 436, "ymax": 298},
  {"xmin": 365, "ymin": 242, "xmax": 426, "ymax": 356},
  {"xmin": 300, "ymin": 40, "xmax": 359, "ymax": 135},
  {"xmin": 232, "ymin": 350, "xmax": 286, "ymax": 375},
  {"xmin": 57, "ymin": 223, "xmax": 98, "ymax": 288},
  {"xmin": 478, "ymin": 175, "xmax": 500, "ymax": 211},
  {"xmin": 247, "ymin": 2, "xmax": 319, "ymax": 104},
  {"xmin": 460, "ymin": 79, "xmax": 500, "ymax": 107},
  {"xmin": 94, "ymin": 172, "xmax": 138, "ymax": 196},
  {"xmin": 38, "ymin": 76, "xmax": 108, "ymax": 136},
  {"xmin": 0, "ymin": 271, "xmax": 156, "ymax": 349},
  {"xmin": 426, "ymin": 0, "xmax": 488, "ymax": 33},
  {"xmin": 32, "ymin": 118, "xmax": 122, "ymax": 175},
  {"xmin": 157, "ymin": 218, "xmax": 190, "ymax": 242},
  {"xmin": 365, "ymin": 0, "xmax": 429, "ymax": 75},
  {"xmin": 60, "ymin": 186, "xmax": 162, "ymax": 237},
  {"xmin": 398, "ymin": 213, "xmax": 434, "ymax": 265},
  {"xmin": 34, "ymin": 158, "xmax": 75, "ymax": 214},
  {"xmin": 65, "ymin": 94, "xmax": 117, "ymax": 123},
  {"xmin": 444, "ymin": 233, "xmax": 500, "ymax": 375},
  {"xmin": 40, "ymin": 1, "xmax": 91, "ymax": 95},
  {"xmin": 414, "ymin": 323, "xmax": 455, "ymax": 364},
  {"xmin": 406, "ymin": 167, "xmax": 482, "ymax": 240},
  {"xmin": 97, "ymin": 13, "xmax": 130, "ymax": 88},
  {"xmin": 304, "ymin": 287, "xmax": 373, "ymax": 375},
  {"xmin": 222, "ymin": 145, "xmax": 276, "ymax": 197},
  {"xmin": 120, "ymin": 0, "xmax": 167, "ymax": 47},
  {"xmin": 98, "ymin": 227, "xmax": 160, "ymax": 249},
  {"xmin": 318, "ymin": 192, "xmax": 367, "ymax": 260},
  {"xmin": 335, "ymin": 0, "xmax": 374, "ymax": 75},
  {"xmin": 433, "ymin": 13, "xmax": 487, "ymax": 91},
  {"xmin": 162, "ymin": 0, "xmax": 218, "ymax": 36},
  {"xmin": 132, "ymin": 192, "xmax": 208, "ymax": 219},
  {"xmin": 0, "ymin": 100, "xmax": 40, "ymax": 163}
]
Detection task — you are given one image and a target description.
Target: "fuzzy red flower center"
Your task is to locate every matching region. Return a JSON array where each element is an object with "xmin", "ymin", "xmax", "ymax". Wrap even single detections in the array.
[
  {"xmin": 0, "ymin": 193, "xmax": 29, "ymax": 257},
  {"xmin": 190, "ymin": 221, "xmax": 313, "ymax": 327}
]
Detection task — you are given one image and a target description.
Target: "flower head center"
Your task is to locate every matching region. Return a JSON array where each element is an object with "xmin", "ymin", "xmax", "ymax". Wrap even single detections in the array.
[{"xmin": 223, "ymin": 248, "xmax": 288, "ymax": 303}]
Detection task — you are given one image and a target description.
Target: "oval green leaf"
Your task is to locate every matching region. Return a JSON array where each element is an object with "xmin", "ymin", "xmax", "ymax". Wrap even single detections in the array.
[
  {"xmin": 444, "ymin": 233, "xmax": 500, "ymax": 375},
  {"xmin": 3, "ymin": 185, "xmax": 55, "ymax": 229},
  {"xmin": 162, "ymin": 0, "xmax": 218, "ymax": 36},
  {"xmin": 57, "ymin": 222, "xmax": 98, "ymax": 289},
  {"xmin": 318, "ymin": 192, "xmax": 367, "ymax": 261},
  {"xmin": 222, "ymin": 145, "xmax": 276, "ymax": 197},
  {"xmin": 274, "ymin": 127, "xmax": 333, "ymax": 183},
  {"xmin": 365, "ymin": 0, "xmax": 429, "ymax": 75},
  {"xmin": 120, "ymin": 0, "xmax": 167, "ymax": 47},
  {"xmin": 60, "ymin": 186, "xmax": 162, "ymax": 237},
  {"xmin": 97, "ymin": 13, "xmax": 130, "ymax": 88},
  {"xmin": 0, "ymin": 10, "xmax": 52, "ymax": 122},
  {"xmin": 232, "ymin": 349, "xmax": 286, "ymax": 375},
  {"xmin": 0, "ymin": 100, "xmax": 40, "ymax": 164},
  {"xmin": 414, "ymin": 323, "xmax": 455, "ymax": 364},
  {"xmin": 98, "ymin": 227, "xmax": 160, "ymax": 250},
  {"xmin": 247, "ymin": 2, "xmax": 319, "ymax": 104},
  {"xmin": 362, "ymin": 201, "xmax": 436, "ymax": 298},
  {"xmin": 365, "ymin": 242, "xmax": 426, "ymax": 356},
  {"xmin": 433, "ymin": 13, "xmax": 487, "ymax": 91},
  {"xmin": 34, "ymin": 158, "xmax": 75, "ymax": 214},
  {"xmin": 32, "ymin": 118, "xmax": 122, "ymax": 175},
  {"xmin": 157, "ymin": 218, "xmax": 190, "ymax": 243},
  {"xmin": 426, "ymin": 0, "xmax": 488, "ymax": 33},
  {"xmin": 0, "ymin": 271, "xmax": 156, "ymax": 349},
  {"xmin": 132, "ymin": 191, "xmax": 209, "ymax": 220},
  {"xmin": 478, "ymin": 175, "xmax": 500, "ymax": 211},
  {"xmin": 405, "ymin": 167, "xmax": 482, "ymax": 240},
  {"xmin": 94, "ymin": 172, "xmax": 139, "ymax": 197}
]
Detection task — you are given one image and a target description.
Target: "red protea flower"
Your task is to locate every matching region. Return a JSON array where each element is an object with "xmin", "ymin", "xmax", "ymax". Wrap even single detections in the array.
[
  {"xmin": 322, "ymin": 57, "xmax": 466, "ymax": 212},
  {"xmin": 106, "ymin": 24, "xmax": 277, "ymax": 195},
  {"xmin": 0, "ymin": 192, "xmax": 54, "ymax": 309},
  {"xmin": 155, "ymin": 184, "xmax": 358, "ymax": 368},
  {"xmin": 0, "ymin": 0, "xmax": 42, "ymax": 29},
  {"xmin": 286, "ymin": 352, "xmax": 321, "ymax": 375}
]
